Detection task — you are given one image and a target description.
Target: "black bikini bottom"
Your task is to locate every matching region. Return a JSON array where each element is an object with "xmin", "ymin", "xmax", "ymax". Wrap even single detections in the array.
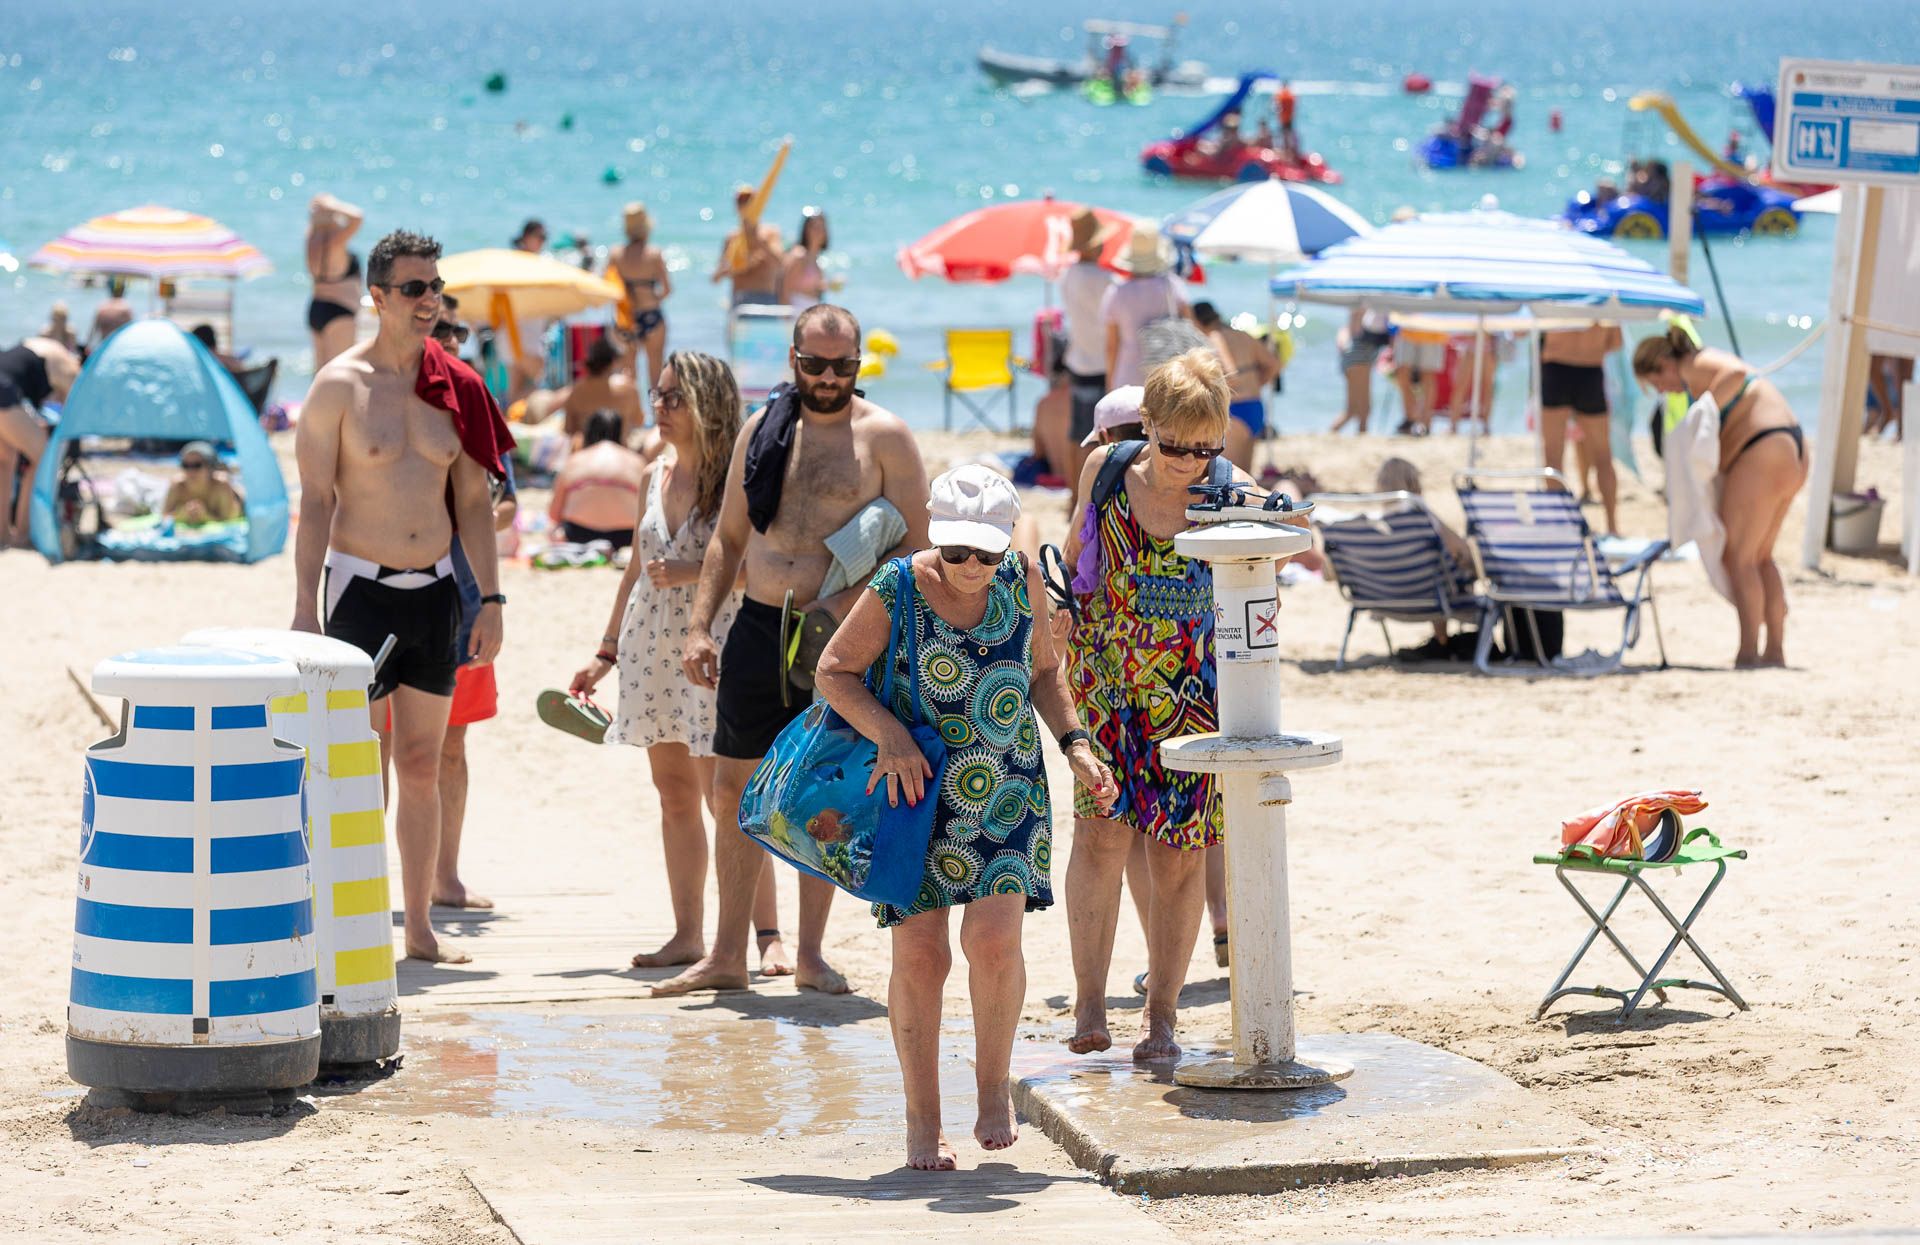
[
  {"xmin": 307, "ymin": 298, "xmax": 356, "ymax": 333},
  {"xmin": 1731, "ymin": 423, "xmax": 1804, "ymax": 467}
]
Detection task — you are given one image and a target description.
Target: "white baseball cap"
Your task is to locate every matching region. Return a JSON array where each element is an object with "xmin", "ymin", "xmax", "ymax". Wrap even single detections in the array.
[
  {"xmin": 927, "ymin": 463, "xmax": 1021, "ymax": 553},
  {"xmin": 1081, "ymin": 385, "xmax": 1145, "ymax": 446}
]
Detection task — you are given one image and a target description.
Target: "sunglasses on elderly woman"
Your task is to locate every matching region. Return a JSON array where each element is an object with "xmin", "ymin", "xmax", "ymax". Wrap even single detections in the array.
[
  {"xmin": 794, "ymin": 352, "xmax": 861, "ymax": 378},
  {"xmin": 377, "ymin": 277, "xmax": 446, "ymax": 299},
  {"xmin": 1157, "ymin": 438, "xmax": 1224, "ymax": 461},
  {"xmin": 938, "ymin": 545, "xmax": 1000, "ymax": 567}
]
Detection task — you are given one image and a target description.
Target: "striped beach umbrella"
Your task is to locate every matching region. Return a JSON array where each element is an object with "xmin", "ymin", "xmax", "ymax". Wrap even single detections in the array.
[
  {"xmin": 1162, "ymin": 178, "xmax": 1373, "ymax": 266},
  {"xmin": 30, "ymin": 205, "xmax": 272, "ymax": 280}
]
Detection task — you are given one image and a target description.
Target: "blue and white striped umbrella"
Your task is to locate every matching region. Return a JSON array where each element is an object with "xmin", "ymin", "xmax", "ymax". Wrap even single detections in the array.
[
  {"xmin": 1272, "ymin": 210, "xmax": 1705, "ymax": 320},
  {"xmin": 1162, "ymin": 178, "xmax": 1373, "ymax": 265}
]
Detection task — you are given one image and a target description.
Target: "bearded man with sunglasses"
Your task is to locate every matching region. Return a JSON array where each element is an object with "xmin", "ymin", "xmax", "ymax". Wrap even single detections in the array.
[
  {"xmin": 292, "ymin": 229, "xmax": 510, "ymax": 966},
  {"xmin": 656, "ymin": 304, "xmax": 931, "ymax": 997}
]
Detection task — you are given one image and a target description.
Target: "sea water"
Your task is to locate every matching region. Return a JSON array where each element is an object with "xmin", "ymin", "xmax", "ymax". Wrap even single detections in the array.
[{"xmin": 3, "ymin": 0, "xmax": 1917, "ymax": 433}]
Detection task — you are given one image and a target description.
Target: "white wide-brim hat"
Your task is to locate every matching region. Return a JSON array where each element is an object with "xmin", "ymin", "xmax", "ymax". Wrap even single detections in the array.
[{"xmin": 1113, "ymin": 224, "xmax": 1172, "ymax": 275}]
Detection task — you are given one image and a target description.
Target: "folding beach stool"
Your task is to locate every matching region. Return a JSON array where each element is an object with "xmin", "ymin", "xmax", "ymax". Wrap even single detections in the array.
[{"xmin": 1533, "ymin": 825, "xmax": 1749, "ymax": 1021}]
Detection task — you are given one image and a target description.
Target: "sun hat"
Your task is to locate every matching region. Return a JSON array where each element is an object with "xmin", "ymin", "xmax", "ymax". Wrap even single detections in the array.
[
  {"xmin": 1068, "ymin": 207, "xmax": 1114, "ymax": 258},
  {"xmin": 927, "ymin": 463, "xmax": 1021, "ymax": 554},
  {"xmin": 179, "ymin": 439, "xmax": 217, "ymax": 466},
  {"xmin": 1081, "ymin": 385, "xmax": 1145, "ymax": 446},
  {"xmin": 1113, "ymin": 225, "xmax": 1172, "ymax": 276}
]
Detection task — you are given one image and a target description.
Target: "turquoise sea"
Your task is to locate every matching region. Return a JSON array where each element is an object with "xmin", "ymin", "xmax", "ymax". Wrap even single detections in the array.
[{"xmin": 4, "ymin": 0, "xmax": 1918, "ymax": 433}]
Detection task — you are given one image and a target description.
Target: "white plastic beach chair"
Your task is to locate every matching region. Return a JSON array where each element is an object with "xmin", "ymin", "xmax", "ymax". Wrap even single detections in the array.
[{"xmin": 1453, "ymin": 469, "xmax": 1668, "ymax": 677}]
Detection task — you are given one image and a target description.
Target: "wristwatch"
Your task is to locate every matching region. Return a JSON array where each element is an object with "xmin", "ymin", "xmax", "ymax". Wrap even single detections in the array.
[
  {"xmin": 480, "ymin": 593, "xmax": 507, "ymax": 606},
  {"xmin": 1058, "ymin": 728, "xmax": 1093, "ymax": 753}
]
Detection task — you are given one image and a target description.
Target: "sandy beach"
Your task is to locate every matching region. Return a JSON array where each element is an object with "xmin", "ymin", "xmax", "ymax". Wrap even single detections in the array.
[{"xmin": 1, "ymin": 427, "xmax": 1916, "ymax": 1242}]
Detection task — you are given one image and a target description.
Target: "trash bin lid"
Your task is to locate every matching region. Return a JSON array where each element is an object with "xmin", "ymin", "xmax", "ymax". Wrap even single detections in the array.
[
  {"xmin": 93, "ymin": 645, "xmax": 302, "ymax": 703},
  {"xmin": 181, "ymin": 628, "xmax": 375, "ymax": 684}
]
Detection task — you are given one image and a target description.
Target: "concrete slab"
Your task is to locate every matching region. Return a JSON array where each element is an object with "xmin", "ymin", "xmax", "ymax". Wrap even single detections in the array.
[
  {"xmin": 464, "ymin": 1149, "xmax": 1178, "ymax": 1245},
  {"xmin": 1010, "ymin": 1031, "xmax": 1596, "ymax": 1197}
]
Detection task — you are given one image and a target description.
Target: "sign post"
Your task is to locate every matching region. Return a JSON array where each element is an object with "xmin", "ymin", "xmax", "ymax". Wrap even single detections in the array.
[{"xmin": 1775, "ymin": 60, "xmax": 1920, "ymax": 568}]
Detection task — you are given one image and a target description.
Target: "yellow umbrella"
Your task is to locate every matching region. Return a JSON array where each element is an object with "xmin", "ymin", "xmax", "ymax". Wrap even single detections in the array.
[{"xmin": 438, "ymin": 248, "xmax": 619, "ymax": 359}]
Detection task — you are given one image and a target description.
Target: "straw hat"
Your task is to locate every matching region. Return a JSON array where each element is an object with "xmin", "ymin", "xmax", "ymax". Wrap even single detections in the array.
[
  {"xmin": 1068, "ymin": 207, "xmax": 1114, "ymax": 258},
  {"xmin": 1113, "ymin": 225, "xmax": 1173, "ymax": 276},
  {"xmin": 622, "ymin": 202, "xmax": 651, "ymax": 239}
]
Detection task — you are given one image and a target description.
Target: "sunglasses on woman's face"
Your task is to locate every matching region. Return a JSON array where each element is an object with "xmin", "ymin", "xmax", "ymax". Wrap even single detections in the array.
[
  {"xmin": 938, "ymin": 545, "xmax": 1000, "ymax": 567},
  {"xmin": 794, "ymin": 352, "xmax": 861, "ymax": 378},
  {"xmin": 651, "ymin": 388, "xmax": 686, "ymax": 411},
  {"xmin": 378, "ymin": 277, "xmax": 446, "ymax": 299},
  {"xmin": 1157, "ymin": 438, "xmax": 1224, "ymax": 461},
  {"xmin": 182, "ymin": 459, "xmax": 209, "ymax": 471}
]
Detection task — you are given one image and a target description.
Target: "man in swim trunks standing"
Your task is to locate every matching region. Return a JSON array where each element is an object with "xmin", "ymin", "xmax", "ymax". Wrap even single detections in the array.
[
  {"xmin": 1540, "ymin": 322, "xmax": 1625, "ymax": 535},
  {"xmin": 659, "ymin": 304, "xmax": 930, "ymax": 996},
  {"xmin": 291, "ymin": 229, "xmax": 507, "ymax": 965},
  {"xmin": 1192, "ymin": 301, "xmax": 1280, "ymax": 472}
]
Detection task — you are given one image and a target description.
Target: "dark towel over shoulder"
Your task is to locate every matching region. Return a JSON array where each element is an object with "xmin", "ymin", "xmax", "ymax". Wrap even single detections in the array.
[
  {"xmin": 414, "ymin": 338, "xmax": 516, "ymax": 526},
  {"xmin": 742, "ymin": 382, "xmax": 801, "ymax": 534}
]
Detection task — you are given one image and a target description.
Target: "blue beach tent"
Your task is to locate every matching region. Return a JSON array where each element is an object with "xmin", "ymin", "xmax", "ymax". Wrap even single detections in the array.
[{"xmin": 29, "ymin": 320, "xmax": 288, "ymax": 563}]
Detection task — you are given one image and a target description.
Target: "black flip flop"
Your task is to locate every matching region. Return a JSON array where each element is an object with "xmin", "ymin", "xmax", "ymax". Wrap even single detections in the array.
[{"xmin": 1039, "ymin": 543, "xmax": 1080, "ymax": 625}]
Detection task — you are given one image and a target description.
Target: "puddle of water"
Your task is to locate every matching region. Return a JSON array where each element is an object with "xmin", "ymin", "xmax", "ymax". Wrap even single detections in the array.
[{"xmin": 316, "ymin": 1012, "xmax": 979, "ymax": 1136}]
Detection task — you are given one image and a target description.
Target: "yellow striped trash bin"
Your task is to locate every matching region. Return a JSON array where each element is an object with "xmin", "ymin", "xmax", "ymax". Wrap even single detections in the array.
[
  {"xmin": 183, "ymin": 628, "xmax": 401, "ymax": 1067},
  {"xmin": 70, "ymin": 647, "xmax": 317, "ymax": 1097}
]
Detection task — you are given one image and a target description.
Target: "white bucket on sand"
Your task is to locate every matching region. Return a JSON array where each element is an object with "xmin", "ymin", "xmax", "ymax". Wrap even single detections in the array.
[{"xmin": 1829, "ymin": 491, "xmax": 1886, "ymax": 555}]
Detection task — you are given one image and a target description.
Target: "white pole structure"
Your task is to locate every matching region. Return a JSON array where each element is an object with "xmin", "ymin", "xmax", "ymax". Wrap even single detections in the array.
[
  {"xmin": 1668, "ymin": 161, "xmax": 1695, "ymax": 287},
  {"xmin": 1161, "ymin": 519, "xmax": 1350, "ymax": 1091},
  {"xmin": 1802, "ymin": 184, "xmax": 1886, "ymax": 568}
]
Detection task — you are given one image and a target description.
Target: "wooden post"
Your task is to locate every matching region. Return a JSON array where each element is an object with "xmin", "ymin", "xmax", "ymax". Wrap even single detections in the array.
[
  {"xmin": 1802, "ymin": 185, "xmax": 1885, "ymax": 567},
  {"xmin": 1668, "ymin": 161, "xmax": 1694, "ymax": 284}
]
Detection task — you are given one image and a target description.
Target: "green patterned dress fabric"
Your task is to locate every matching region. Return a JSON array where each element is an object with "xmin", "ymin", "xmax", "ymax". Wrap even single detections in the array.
[{"xmin": 868, "ymin": 556, "xmax": 1053, "ymax": 928}]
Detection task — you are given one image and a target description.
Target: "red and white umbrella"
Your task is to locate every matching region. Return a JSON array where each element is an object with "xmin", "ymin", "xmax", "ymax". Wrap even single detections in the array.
[
  {"xmin": 897, "ymin": 197, "xmax": 1134, "ymax": 283},
  {"xmin": 30, "ymin": 204, "xmax": 272, "ymax": 280}
]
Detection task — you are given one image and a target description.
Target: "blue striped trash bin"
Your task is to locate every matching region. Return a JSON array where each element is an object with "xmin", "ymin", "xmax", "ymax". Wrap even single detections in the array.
[
  {"xmin": 182, "ymin": 628, "xmax": 401, "ymax": 1067},
  {"xmin": 69, "ymin": 646, "xmax": 319, "ymax": 1095}
]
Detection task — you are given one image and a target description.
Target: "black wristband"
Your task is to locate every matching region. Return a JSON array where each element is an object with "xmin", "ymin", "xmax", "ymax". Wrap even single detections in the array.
[
  {"xmin": 481, "ymin": 592, "xmax": 507, "ymax": 606},
  {"xmin": 1058, "ymin": 728, "xmax": 1092, "ymax": 753}
]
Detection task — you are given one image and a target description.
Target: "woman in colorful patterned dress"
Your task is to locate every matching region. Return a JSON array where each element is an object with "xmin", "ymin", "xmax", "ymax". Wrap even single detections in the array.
[
  {"xmin": 1061, "ymin": 349, "xmax": 1255, "ymax": 1062},
  {"xmin": 572, "ymin": 352, "xmax": 794, "ymax": 975},
  {"xmin": 816, "ymin": 464, "xmax": 1116, "ymax": 1172}
]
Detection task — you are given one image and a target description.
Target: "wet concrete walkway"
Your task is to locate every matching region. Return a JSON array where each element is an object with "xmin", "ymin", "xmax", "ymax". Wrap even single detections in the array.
[{"xmin": 369, "ymin": 890, "xmax": 1171, "ymax": 1241}]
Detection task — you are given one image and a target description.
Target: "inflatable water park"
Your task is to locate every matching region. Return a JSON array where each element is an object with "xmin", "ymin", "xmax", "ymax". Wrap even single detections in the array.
[{"xmin": 1141, "ymin": 73, "xmax": 1340, "ymax": 184}]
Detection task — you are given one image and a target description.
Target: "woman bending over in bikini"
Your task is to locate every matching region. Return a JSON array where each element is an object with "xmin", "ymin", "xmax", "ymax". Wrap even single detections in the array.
[{"xmin": 1634, "ymin": 325, "xmax": 1809, "ymax": 668}]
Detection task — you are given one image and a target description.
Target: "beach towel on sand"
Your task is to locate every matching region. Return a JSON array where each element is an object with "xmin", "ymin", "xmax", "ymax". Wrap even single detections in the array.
[{"xmin": 1561, "ymin": 789, "xmax": 1708, "ymax": 859}]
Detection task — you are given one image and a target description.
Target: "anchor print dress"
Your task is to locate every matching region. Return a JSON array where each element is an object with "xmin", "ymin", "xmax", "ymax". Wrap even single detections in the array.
[{"xmin": 868, "ymin": 555, "xmax": 1053, "ymax": 928}]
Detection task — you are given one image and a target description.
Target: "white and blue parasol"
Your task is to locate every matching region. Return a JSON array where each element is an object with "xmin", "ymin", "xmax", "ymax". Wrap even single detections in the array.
[{"xmin": 1162, "ymin": 178, "xmax": 1373, "ymax": 267}]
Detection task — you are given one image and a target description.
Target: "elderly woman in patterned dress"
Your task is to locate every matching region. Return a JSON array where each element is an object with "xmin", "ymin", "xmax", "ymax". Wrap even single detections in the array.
[
  {"xmin": 572, "ymin": 352, "xmax": 795, "ymax": 976},
  {"xmin": 816, "ymin": 464, "xmax": 1116, "ymax": 1173},
  {"xmin": 1061, "ymin": 348, "xmax": 1255, "ymax": 1063}
]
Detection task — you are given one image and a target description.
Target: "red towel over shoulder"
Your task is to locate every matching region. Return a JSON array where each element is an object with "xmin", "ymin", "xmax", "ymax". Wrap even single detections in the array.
[{"xmin": 415, "ymin": 337, "xmax": 516, "ymax": 481}]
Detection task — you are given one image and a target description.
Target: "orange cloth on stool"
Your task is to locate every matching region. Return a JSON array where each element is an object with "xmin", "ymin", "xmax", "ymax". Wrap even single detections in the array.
[{"xmin": 1560, "ymin": 789, "xmax": 1708, "ymax": 858}]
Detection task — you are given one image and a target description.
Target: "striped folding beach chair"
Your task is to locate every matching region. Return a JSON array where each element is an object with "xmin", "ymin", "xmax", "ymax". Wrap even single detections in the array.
[
  {"xmin": 1453, "ymin": 469, "xmax": 1668, "ymax": 677},
  {"xmin": 1312, "ymin": 491, "xmax": 1485, "ymax": 670}
]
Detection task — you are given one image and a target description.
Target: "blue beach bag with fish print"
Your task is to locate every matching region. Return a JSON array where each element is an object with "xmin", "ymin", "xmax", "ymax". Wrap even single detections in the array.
[{"xmin": 738, "ymin": 557, "xmax": 948, "ymax": 908}]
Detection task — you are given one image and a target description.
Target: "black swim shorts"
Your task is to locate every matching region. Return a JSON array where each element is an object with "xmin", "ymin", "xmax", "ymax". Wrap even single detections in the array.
[
  {"xmin": 323, "ymin": 550, "xmax": 460, "ymax": 700},
  {"xmin": 712, "ymin": 596, "xmax": 809, "ymax": 761},
  {"xmin": 1541, "ymin": 362, "xmax": 1609, "ymax": 416},
  {"xmin": 1067, "ymin": 369, "xmax": 1106, "ymax": 446}
]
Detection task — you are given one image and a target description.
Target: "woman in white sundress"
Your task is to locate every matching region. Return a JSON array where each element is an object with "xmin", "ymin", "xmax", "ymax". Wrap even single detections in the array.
[{"xmin": 573, "ymin": 351, "xmax": 792, "ymax": 975}]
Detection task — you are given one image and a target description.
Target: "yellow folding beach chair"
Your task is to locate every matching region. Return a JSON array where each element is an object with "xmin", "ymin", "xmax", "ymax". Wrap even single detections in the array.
[{"xmin": 939, "ymin": 328, "xmax": 1018, "ymax": 433}]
